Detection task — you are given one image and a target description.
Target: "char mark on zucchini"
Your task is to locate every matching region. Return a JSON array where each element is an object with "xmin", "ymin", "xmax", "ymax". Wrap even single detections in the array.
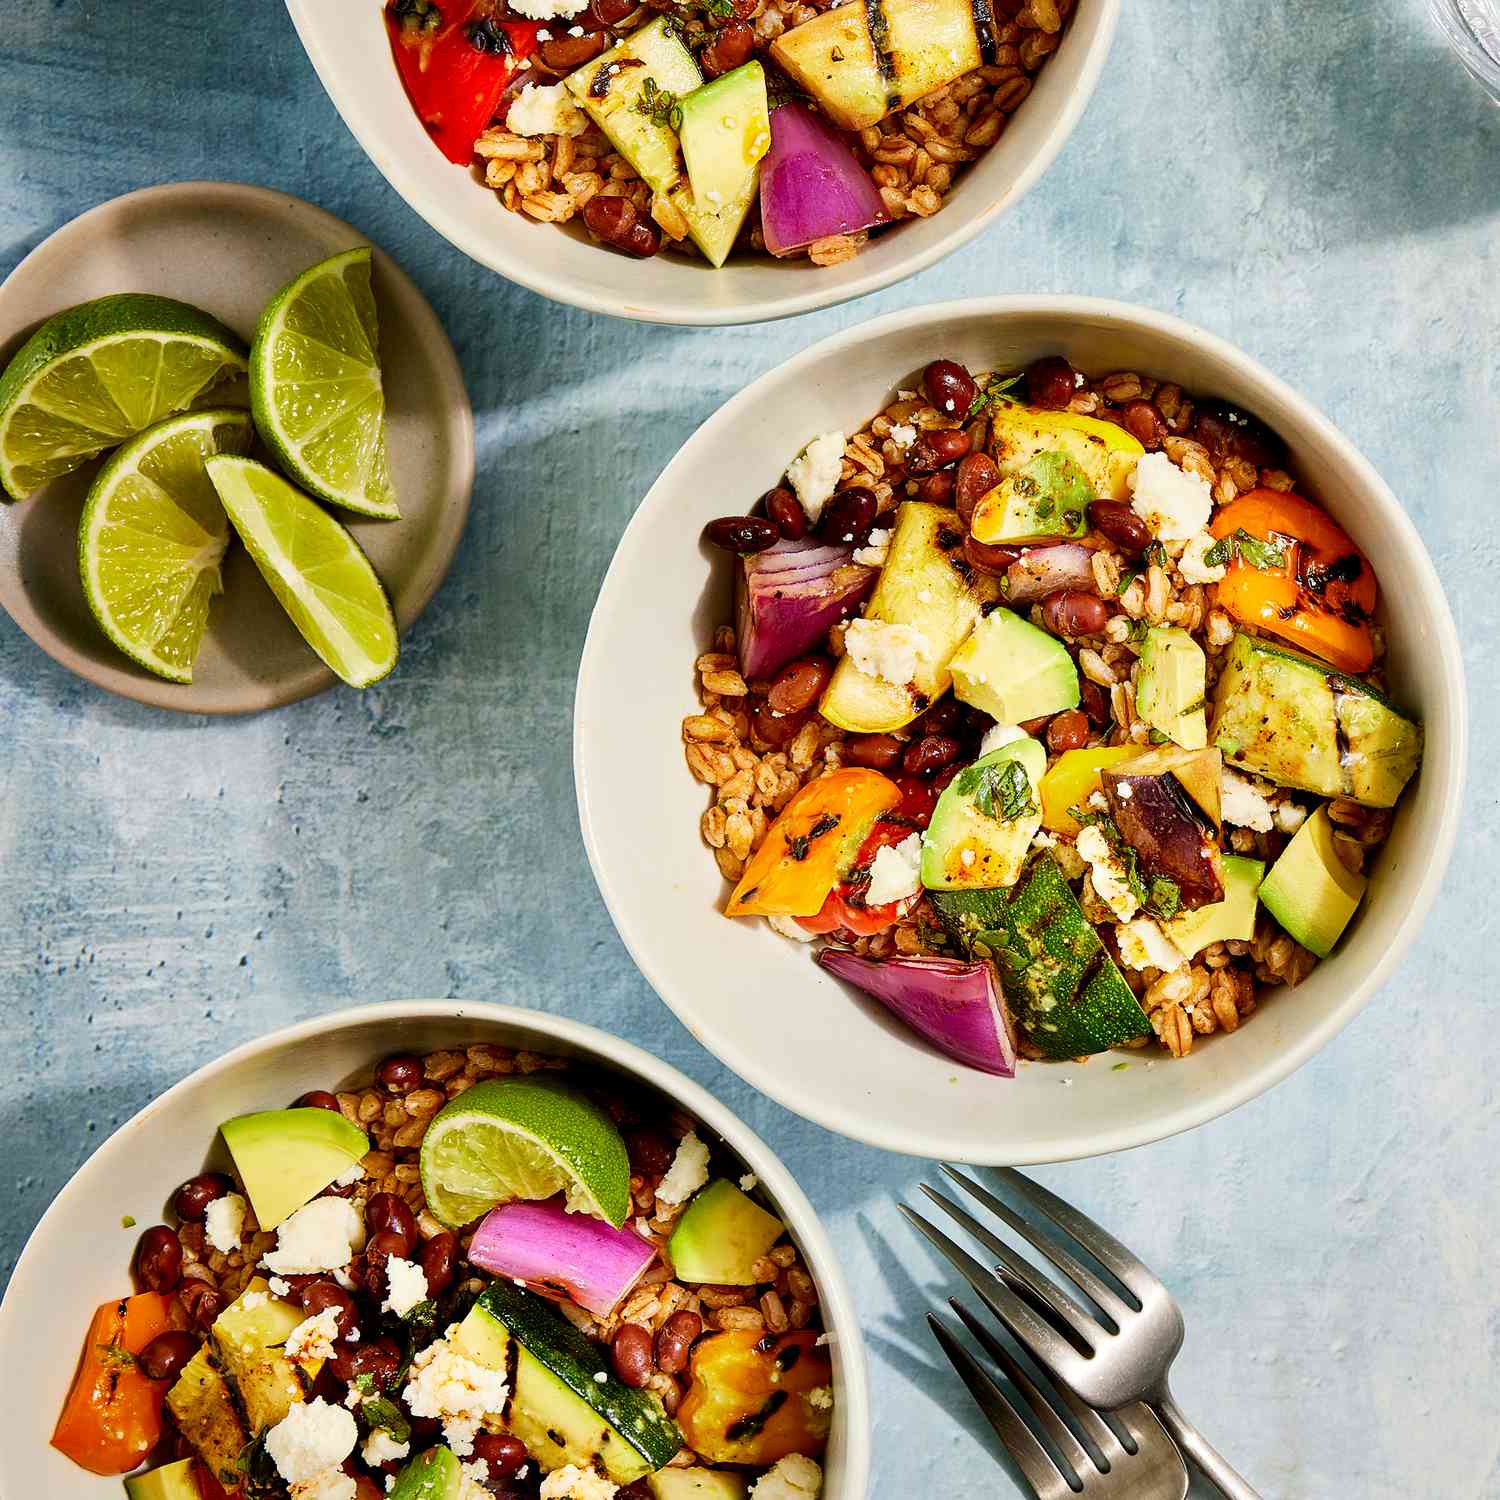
[
  {"xmin": 863, "ymin": 0, "xmax": 900, "ymax": 101},
  {"xmin": 970, "ymin": 0, "xmax": 999, "ymax": 64}
]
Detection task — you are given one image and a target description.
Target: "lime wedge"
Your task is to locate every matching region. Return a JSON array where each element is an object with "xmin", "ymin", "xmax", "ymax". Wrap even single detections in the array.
[
  {"xmin": 250, "ymin": 247, "xmax": 397, "ymax": 520},
  {"xmin": 78, "ymin": 408, "xmax": 254, "ymax": 683},
  {"xmin": 0, "ymin": 293, "xmax": 247, "ymax": 501},
  {"xmin": 203, "ymin": 454, "xmax": 398, "ymax": 689},
  {"xmin": 419, "ymin": 1078, "xmax": 633, "ymax": 1229}
]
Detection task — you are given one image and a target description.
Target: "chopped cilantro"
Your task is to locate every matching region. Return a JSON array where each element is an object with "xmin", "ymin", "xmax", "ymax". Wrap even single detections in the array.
[
  {"xmin": 966, "ymin": 370, "xmax": 1025, "ymax": 419},
  {"xmin": 360, "ymin": 1394, "xmax": 412, "ymax": 1442},
  {"xmin": 1202, "ymin": 528, "xmax": 1287, "ymax": 571},
  {"xmin": 634, "ymin": 75, "xmax": 684, "ymax": 130},
  {"xmin": 957, "ymin": 759, "xmax": 1036, "ymax": 822},
  {"xmin": 1147, "ymin": 876, "xmax": 1181, "ymax": 920},
  {"xmin": 1116, "ymin": 568, "xmax": 1141, "ymax": 596},
  {"xmin": 1144, "ymin": 542, "xmax": 1168, "ymax": 569},
  {"xmin": 120, "ymin": 1214, "xmax": 136, "ymax": 1228}
]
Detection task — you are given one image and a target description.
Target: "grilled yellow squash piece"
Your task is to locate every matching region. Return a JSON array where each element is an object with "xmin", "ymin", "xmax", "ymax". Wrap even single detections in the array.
[{"xmin": 165, "ymin": 1348, "xmax": 247, "ymax": 1491}]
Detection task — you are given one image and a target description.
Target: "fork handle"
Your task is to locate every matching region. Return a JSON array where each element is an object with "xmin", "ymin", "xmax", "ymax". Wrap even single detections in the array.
[{"xmin": 1154, "ymin": 1388, "xmax": 1263, "ymax": 1500}]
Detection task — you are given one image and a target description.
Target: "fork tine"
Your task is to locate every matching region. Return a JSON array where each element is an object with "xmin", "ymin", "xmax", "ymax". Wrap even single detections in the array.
[
  {"xmin": 997, "ymin": 1167, "xmax": 1153, "ymax": 1290},
  {"xmin": 918, "ymin": 1183, "xmax": 1101, "ymax": 1346},
  {"xmin": 926, "ymin": 1312, "xmax": 1069, "ymax": 1499},
  {"xmin": 941, "ymin": 1165, "xmax": 1136, "ymax": 1323},
  {"xmin": 899, "ymin": 1203, "xmax": 1081, "ymax": 1373},
  {"xmin": 950, "ymin": 1300, "xmax": 1127, "ymax": 1466}
]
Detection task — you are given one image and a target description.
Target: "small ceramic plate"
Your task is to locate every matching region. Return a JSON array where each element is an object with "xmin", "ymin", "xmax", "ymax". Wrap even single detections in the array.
[{"xmin": 0, "ymin": 181, "xmax": 474, "ymax": 713}]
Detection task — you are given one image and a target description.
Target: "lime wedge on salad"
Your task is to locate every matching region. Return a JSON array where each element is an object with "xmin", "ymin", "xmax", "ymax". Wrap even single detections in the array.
[
  {"xmin": 0, "ymin": 293, "xmax": 247, "ymax": 502},
  {"xmin": 204, "ymin": 454, "xmax": 398, "ymax": 688},
  {"xmin": 419, "ymin": 1078, "xmax": 633, "ymax": 1229},
  {"xmin": 250, "ymin": 246, "xmax": 398, "ymax": 520},
  {"xmin": 79, "ymin": 407, "xmax": 254, "ymax": 683}
]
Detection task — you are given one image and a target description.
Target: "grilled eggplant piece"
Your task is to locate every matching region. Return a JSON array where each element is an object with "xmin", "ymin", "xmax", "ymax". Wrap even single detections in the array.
[
  {"xmin": 1099, "ymin": 747, "xmax": 1225, "ymax": 910},
  {"xmin": 770, "ymin": 0, "xmax": 998, "ymax": 132}
]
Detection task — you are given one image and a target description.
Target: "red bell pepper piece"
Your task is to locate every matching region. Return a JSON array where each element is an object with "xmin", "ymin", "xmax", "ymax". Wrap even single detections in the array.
[
  {"xmin": 797, "ymin": 814, "xmax": 923, "ymax": 937},
  {"xmin": 385, "ymin": 1, "xmax": 543, "ymax": 164}
]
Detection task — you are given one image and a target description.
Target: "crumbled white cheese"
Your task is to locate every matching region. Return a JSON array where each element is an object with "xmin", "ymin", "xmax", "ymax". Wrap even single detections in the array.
[
  {"xmin": 786, "ymin": 432, "xmax": 846, "ymax": 525},
  {"xmin": 1116, "ymin": 783, "xmax": 1133, "ymax": 800},
  {"xmin": 1177, "ymin": 530, "xmax": 1227, "ymax": 584},
  {"xmin": 1129, "ymin": 452, "xmax": 1213, "ymax": 545},
  {"xmin": 331, "ymin": 1162, "xmax": 364, "ymax": 1188},
  {"xmin": 291, "ymin": 1472, "xmax": 357, "ymax": 1500},
  {"xmin": 382, "ymin": 1255, "xmax": 430, "ymax": 1318},
  {"xmin": 1220, "ymin": 768, "xmax": 1275, "ymax": 832},
  {"xmin": 538, "ymin": 1464, "xmax": 620, "ymax": 1500},
  {"xmin": 767, "ymin": 913, "xmax": 817, "ymax": 943},
  {"xmin": 804, "ymin": 1384, "xmax": 834, "ymax": 1410},
  {"xmin": 960, "ymin": 848, "xmax": 976, "ymax": 867},
  {"xmin": 656, "ymin": 1132, "xmax": 712, "ymax": 1205},
  {"xmin": 265, "ymin": 1398, "xmax": 358, "ymax": 1485},
  {"xmin": 739, "ymin": 1172, "xmax": 760, "ymax": 1192},
  {"xmin": 843, "ymin": 617, "xmax": 929, "ymax": 685},
  {"xmin": 459, "ymin": 1460, "xmax": 494, "ymax": 1500},
  {"xmin": 402, "ymin": 1337, "xmax": 510, "ymax": 1458},
  {"xmin": 505, "ymin": 0, "xmax": 587, "ymax": 19},
  {"xmin": 262, "ymin": 1197, "xmax": 366, "ymax": 1276},
  {"xmin": 852, "ymin": 526, "xmax": 891, "ymax": 567},
  {"xmin": 506, "ymin": 82, "xmax": 589, "ymax": 138},
  {"xmin": 750, "ymin": 1454, "xmax": 824, "ymax": 1500},
  {"xmin": 888, "ymin": 422, "xmax": 916, "ymax": 450},
  {"xmin": 204, "ymin": 1192, "xmax": 247, "ymax": 1254},
  {"xmin": 979, "ymin": 723, "xmax": 1026, "ymax": 758},
  {"xmin": 240, "ymin": 1290, "xmax": 268, "ymax": 1310},
  {"xmin": 268, "ymin": 1276, "xmax": 293, "ymax": 1299},
  {"xmin": 1273, "ymin": 798, "xmax": 1308, "ymax": 834},
  {"xmin": 865, "ymin": 833, "xmax": 923, "ymax": 907},
  {"xmin": 362, "ymin": 1429, "xmax": 411, "ymax": 1467},
  {"xmin": 1076, "ymin": 825, "xmax": 1139, "ymax": 921},
  {"xmin": 592, "ymin": 1369, "xmax": 608, "ymax": 1383},
  {"xmin": 1115, "ymin": 918, "xmax": 1187, "ymax": 974},
  {"xmin": 286, "ymin": 1305, "xmax": 342, "ymax": 1364}
]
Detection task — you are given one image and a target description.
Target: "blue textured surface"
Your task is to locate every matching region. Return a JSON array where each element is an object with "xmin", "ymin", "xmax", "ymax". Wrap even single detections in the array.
[{"xmin": 1, "ymin": 1, "xmax": 1497, "ymax": 1496}]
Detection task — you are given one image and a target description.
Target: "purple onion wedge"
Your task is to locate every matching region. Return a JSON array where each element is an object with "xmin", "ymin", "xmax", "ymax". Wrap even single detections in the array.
[
  {"xmin": 760, "ymin": 104, "xmax": 891, "ymax": 258},
  {"xmin": 736, "ymin": 537, "xmax": 876, "ymax": 681},
  {"xmin": 817, "ymin": 950, "xmax": 1017, "ymax": 1077},
  {"xmin": 467, "ymin": 1197, "xmax": 656, "ymax": 1317},
  {"xmin": 1005, "ymin": 543, "xmax": 1099, "ymax": 606}
]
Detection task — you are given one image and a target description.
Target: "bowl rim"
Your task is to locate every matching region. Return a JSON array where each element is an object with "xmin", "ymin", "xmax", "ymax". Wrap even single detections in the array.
[
  {"xmin": 282, "ymin": 0, "xmax": 1121, "ymax": 327},
  {"xmin": 0, "ymin": 999, "xmax": 872, "ymax": 1497},
  {"xmin": 574, "ymin": 292, "xmax": 1470, "ymax": 1160}
]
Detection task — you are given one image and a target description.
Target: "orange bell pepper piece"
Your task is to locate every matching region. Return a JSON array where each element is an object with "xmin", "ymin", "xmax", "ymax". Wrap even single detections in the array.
[
  {"xmin": 51, "ymin": 1292, "xmax": 175, "ymax": 1475},
  {"xmin": 725, "ymin": 768, "xmax": 901, "ymax": 917},
  {"xmin": 1210, "ymin": 489, "xmax": 1377, "ymax": 672},
  {"xmin": 677, "ymin": 1330, "xmax": 833, "ymax": 1465}
]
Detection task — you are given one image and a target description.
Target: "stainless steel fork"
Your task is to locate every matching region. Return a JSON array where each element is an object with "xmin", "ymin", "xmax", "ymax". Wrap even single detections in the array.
[
  {"xmin": 930, "ymin": 1298, "xmax": 1188, "ymax": 1499},
  {"xmin": 903, "ymin": 1165, "xmax": 1263, "ymax": 1500}
]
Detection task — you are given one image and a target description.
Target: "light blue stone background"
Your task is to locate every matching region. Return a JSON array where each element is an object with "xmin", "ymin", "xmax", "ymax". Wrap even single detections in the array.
[{"xmin": 1, "ymin": 1, "xmax": 1495, "ymax": 1495}]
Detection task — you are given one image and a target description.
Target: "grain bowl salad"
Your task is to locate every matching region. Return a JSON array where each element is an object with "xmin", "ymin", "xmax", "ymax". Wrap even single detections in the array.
[
  {"xmin": 51, "ymin": 1044, "xmax": 834, "ymax": 1500},
  {"xmin": 685, "ymin": 353, "xmax": 1424, "ymax": 1067},
  {"xmin": 383, "ymin": 0, "xmax": 1072, "ymax": 267}
]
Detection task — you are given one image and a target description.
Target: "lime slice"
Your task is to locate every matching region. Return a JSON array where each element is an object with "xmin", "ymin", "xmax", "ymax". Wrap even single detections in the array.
[
  {"xmin": 0, "ymin": 293, "xmax": 247, "ymax": 502},
  {"xmin": 250, "ymin": 247, "xmax": 398, "ymax": 520},
  {"xmin": 203, "ymin": 454, "xmax": 398, "ymax": 689},
  {"xmin": 78, "ymin": 407, "xmax": 254, "ymax": 683},
  {"xmin": 419, "ymin": 1078, "xmax": 633, "ymax": 1229}
]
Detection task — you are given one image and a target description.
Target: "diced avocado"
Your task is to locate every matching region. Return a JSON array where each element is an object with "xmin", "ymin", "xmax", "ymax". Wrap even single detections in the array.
[
  {"xmin": 1135, "ymin": 626, "xmax": 1207, "ymax": 750},
  {"xmin": 669, "ymin": 1180, "xmax": 784, "ymax": 1286},
  {"xmin": 769, "ymin": 0, "xmax": 983, "ymax": 133},
  {"xmin": 210, "ymin": 1278, "xmax": 316, "ymax": 1436},
  {"xmin": 968, "ymin": 451, "xmax": 1092, "ymax": 545},
  {"xmin": 219, "ymin": 1106, "xmax": 368, "ymax": 1230},
  {"xmin": 929, "ymin": 855, "xmax": 1152, "ymax": 1057},
  {"xmin": 165, "ymin": 1347, "xmax": 247, "ymax": 1491},
  {"xmin": 1258, "ymin": 806, "xmax": 1366, "ymax": 958},
  {"xmin": 649, "ymin": 1470, "xmax": 750, "ymax": 1500},
  {"xmin": 1163, "ymin": 855, "xmax": 1264, "ymax": 957},
  {"xmin": 678, "ymin": 62, "xmax": 771, "ymax": 269},
  {"xmin": 922, "ymin": 737, "xmax": 1045, "ymax": 891},
  {"xmin": 124, "ymin": 1459, "xmax": 200, "ymax": 1500},
  {"xmin": 1209, "ymin": 632, "xmax": 1422, "ymax": 808},
  {"xmin": 1039, "ymin": 746, "xmax": 1140, "ymax": 835},
  {"xmin": 819, "ymin": 502, "xmax": 1000, "ymax": 733},
  {"xmin": 389, "ymin": 1447, "xmax": 463, "ymax": 1500},
  {"xmin": 949, "ymin": 606, "xmax": 1079, "ymax": 725},
  {"xmin": 456, "ymin": 1285, "xmax": 682, "ymax": 1482},
  {"xmin": 568, "ymin": 20, "xmax": 757, "ymax": 267},
  {"xmin": 989, "ymin": 404, "xmax": 1143, "ymax": 501}
]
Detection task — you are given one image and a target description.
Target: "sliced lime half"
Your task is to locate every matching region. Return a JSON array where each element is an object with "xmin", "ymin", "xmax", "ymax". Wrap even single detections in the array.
[
  {"xmin": 250, "ymin": 247, "xmax": 397, "ymax": 520},
  {"xmin": 0, "ymin": 293, "xmax": 247, "ymax": 501},
  {"xmin": 419, "ymin": 1078, "xmax": 633, "ymax": 1229},
  {"xmin": 203, "ymin": 454, "xmax": 398, "ymax": 689},
  {"xmin": 79, "ymin": 407, "xmax": 254, "ymax": 683}
]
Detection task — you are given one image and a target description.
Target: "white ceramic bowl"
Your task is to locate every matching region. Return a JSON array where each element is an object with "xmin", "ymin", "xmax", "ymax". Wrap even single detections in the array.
[
  {"xmin": 0, "ymin": 1000, "xmax": 870, "ymax": 1500},
  {"xmin": 575, "ymin": 296, "xmax": 1468, "ymax": 1160},
  {"xmin": 284, "ymin": 0, "xmax": 1118, "ymax": 326}
]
